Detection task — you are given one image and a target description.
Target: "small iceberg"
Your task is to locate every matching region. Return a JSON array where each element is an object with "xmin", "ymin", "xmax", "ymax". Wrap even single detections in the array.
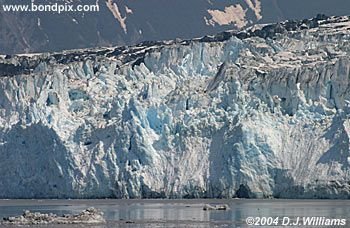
[
  {"xmin": 2, "ymin": 207, "xmax": 106, "ymax": 225},
  {"xmin": 203, "ymin": 204, "xmax": 230, "ymax": 211}
]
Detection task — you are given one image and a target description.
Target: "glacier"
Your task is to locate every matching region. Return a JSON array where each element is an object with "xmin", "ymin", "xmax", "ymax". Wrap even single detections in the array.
[{"xmin": 1, "ymin": 15, "xmax": 350, "ymax": 199}]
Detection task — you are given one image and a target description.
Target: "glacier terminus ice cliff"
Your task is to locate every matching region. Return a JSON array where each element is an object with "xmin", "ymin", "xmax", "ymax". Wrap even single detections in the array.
[{"xmin": 1, "ymin": 15, "xmax": 350, "ymax": 199}]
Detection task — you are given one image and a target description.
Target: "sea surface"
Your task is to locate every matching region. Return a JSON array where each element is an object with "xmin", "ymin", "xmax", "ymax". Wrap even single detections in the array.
[{"xmin": 0, "ymin": 199, "xmax": 349, "ymax": 227}]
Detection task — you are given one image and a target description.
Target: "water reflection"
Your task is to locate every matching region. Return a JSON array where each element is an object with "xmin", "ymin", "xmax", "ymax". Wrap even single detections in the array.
[{"xmin": 0, "ymin": 199, "xmax": 349, "ymax": 227}]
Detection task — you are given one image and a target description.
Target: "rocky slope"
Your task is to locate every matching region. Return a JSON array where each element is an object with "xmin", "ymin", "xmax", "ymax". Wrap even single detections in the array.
[
  {"xmin": 1, "ymin": 15, "xmax": 350, "ymax": 199},
  {"xmin": 1, "ymin": 0, "xmax": 350, "ymax": 54}
]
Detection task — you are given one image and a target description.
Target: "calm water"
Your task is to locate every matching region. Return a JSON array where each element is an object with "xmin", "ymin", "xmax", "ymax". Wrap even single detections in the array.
[{"xmin": 0, "ymin": 199, "xmax": 349, "ymax": 227}]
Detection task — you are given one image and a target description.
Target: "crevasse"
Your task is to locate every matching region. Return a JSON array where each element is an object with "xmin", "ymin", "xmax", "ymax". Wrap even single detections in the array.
[{"xmin": 0, "ymin": 15, "xmax": 350, "ymax": 199}]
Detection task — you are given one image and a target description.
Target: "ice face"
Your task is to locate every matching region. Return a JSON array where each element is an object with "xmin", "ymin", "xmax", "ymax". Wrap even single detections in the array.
[{"xmin": 1, "ymin": 16, "xmax": 350, "ymax": 199}]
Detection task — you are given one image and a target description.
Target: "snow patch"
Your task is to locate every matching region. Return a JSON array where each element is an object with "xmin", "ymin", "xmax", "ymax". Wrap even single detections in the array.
[
  {"xmin": 106, "ymin": 0, "xmax": 131, "ymax": 33},
  {"xmin": 206, "ymin": 5, "xmax": 248, "ymax": 28},
  {"xmin": 125, "ymin": 5, "xmax": 133, "ymax": 14},
  {"xmin": 244, "ymin": 0, "xmax": 262, "ymax": 20}
]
